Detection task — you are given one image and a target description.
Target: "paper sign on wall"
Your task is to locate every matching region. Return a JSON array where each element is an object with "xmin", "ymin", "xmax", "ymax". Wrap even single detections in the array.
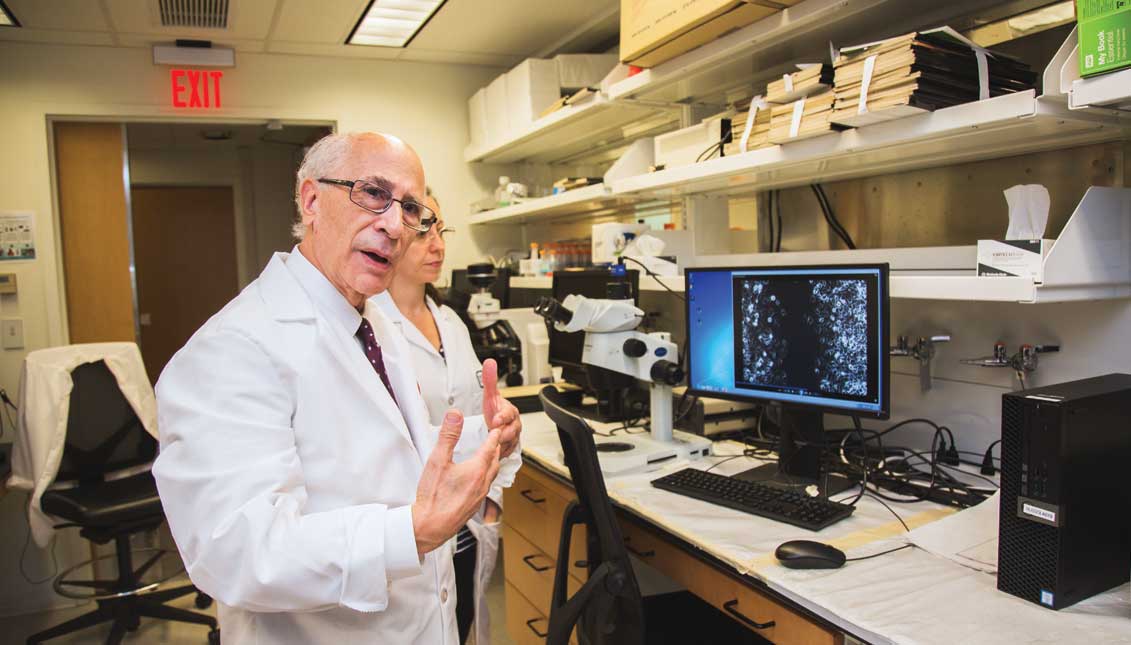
[{"xmin": 0, "ymin": 211, "xmax": 35, "ymax": 261}]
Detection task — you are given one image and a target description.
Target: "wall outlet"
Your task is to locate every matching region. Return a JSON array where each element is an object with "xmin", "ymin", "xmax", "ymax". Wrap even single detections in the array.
[{"xmin": 2, "ymin": 319, "xmax": 23, "ymax": 349}]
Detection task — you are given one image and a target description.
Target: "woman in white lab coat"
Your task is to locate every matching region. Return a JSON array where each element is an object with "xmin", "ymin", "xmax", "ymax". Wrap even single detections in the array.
[{"xmin": 374, "ymin": 192, "xmax": 520, "ymax": 645}]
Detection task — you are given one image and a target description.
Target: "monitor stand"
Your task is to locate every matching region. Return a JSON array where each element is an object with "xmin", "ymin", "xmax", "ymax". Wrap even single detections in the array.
[{"xmin": 732, "ymin": 407, "xmax": 856, "ymax": 498}]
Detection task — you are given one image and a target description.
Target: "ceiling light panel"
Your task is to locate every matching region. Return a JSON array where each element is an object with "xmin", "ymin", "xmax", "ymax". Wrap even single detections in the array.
[
  {"xmin": 0, "ymin": 0, "xmax": 19, "ymax": 27},
  {"xmin": 348, "ymin": 0, "xmax": 446, "ymax": 48}
]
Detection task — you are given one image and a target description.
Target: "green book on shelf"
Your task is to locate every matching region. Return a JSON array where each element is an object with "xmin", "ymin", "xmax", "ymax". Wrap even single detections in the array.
[{"xmin": 1077, "ymin": 0, "xmax": 1131, "ymax": 77}]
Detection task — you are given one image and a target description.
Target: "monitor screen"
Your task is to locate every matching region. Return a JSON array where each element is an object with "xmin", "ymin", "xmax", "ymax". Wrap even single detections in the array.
[
  {"xmin": 549, "ymin": 268, "xmax": 639, "ymax": 372},
  {"xmin": 685, "ymin": 264, "xmax": 889, "ymax": 418}
]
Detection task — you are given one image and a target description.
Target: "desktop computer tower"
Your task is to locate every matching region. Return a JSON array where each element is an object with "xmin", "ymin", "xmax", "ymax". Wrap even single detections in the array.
[{"xmin": 997, "ymin": 373, "xmax": 1131, "ymax": 610}]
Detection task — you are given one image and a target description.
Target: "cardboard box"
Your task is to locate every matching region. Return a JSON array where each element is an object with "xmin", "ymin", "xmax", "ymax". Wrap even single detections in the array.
[
  {"xmin": 506, "ymin": 58, "xmax": 562, "ymax": 132},
  {"xmin": 467, "ymin": 87, "xmax": 487, "ymax": 149},
  {"xmin": 977, "ymin": 239, "xmax": 1054, "ymax": 282},
  {"xmin": 485, "ymin": 73, "xmax": 510, "ymax": 145},
  {"xmin": 621, "ymin": 0, "xmax": 801, "ymax": 68},
  {"xmin": 554, "ymin": 53, "xmax": 619, "ymax": 90},
  {"xmin": 1077, "ymin": 0, "xmax": 1131, "ymax": 77}
]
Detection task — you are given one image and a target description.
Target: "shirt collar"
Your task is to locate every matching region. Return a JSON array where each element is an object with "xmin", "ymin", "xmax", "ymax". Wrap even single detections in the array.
[{"xmin": 284, "ymin": 245, "xmax": 364, "ymax": 336}]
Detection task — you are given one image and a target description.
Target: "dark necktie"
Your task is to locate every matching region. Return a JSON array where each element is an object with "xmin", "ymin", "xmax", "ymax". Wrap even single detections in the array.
[{"xmin": 356, "ymin": 318, "xmax": 397, "ymax": 405}]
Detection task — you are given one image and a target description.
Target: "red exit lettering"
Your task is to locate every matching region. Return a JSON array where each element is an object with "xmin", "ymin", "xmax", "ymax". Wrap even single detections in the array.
[{"xmin": 171, "ymin": 69, "xmax": 224, "ymax": 108}]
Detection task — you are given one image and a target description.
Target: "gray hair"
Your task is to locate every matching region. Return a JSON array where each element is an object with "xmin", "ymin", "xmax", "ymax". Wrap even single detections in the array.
[{"xmin": 291, "ymin": 132, "xmax": 358, "ymax": 240}]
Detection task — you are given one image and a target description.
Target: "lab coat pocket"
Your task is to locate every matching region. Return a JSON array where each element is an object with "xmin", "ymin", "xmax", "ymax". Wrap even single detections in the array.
[{"xmin": 466, "ymin": 518, "xmax": 501, "ymax": 645}]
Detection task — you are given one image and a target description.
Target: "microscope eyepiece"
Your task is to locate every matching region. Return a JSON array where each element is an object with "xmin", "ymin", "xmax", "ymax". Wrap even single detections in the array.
[{"xmin": 534, "ymin": 296, "xmax": 573, "ymax": 326}]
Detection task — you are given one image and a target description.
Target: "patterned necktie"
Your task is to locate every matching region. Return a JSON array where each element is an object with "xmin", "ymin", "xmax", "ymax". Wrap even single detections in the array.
[{"xmin": 356, "ymin": 318, "xmax": 397, "ymax": 405}]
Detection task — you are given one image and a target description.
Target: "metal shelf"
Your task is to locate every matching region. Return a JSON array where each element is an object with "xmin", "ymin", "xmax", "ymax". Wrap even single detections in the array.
[
  {"xmin": 1070, "ymin": 68, "xmax": 1131, "ymax": 113},
  {"xmin": 607, "ymin": 0, "xmax": 1006, "ymax": 106},
  {"xmin": 469, "ymin": 184, "xmax": 631, "ymax": 225},
  {"xmin": 463, "ymin": 95, "xmax": 678, "ymax": 165},
  {"xmin": 613, "ymin": 92, "xmax": 1128, "ymax": 198}
]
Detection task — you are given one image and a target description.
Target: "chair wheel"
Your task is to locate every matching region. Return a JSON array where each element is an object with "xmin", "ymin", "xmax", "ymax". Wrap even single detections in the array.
[
  {"xmin": 195, "ymin": 593, "xmax": 213, "ymax": 609},
  {"xmin": 208, "ymin": 628, "xmax": 221, "ymax": 644}
]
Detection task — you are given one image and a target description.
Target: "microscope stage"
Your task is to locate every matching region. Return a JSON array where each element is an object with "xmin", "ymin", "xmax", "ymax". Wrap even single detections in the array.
[{"xmin": 588, "ymin": 430, "xmax": 711, "ymax": 476}]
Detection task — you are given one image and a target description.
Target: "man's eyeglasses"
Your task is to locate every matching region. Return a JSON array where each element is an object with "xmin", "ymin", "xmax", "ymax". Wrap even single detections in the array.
[{"xmin": 318, "ymin": 178, "xmax": 437, "ymax": 233}]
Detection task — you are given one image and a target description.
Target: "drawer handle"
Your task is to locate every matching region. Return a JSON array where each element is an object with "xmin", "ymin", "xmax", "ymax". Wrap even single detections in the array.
[
  {"xmin": 723, "ymin": 599, "xmax": 776, "ymax": 630},
  {"xmin": 624, "ymin": 537, "xmax": 655, "ymax": 558},
  {"xmin": 520, "ymin": 489, "xmax": 546, "ymax": 504},
  {"xmin": 526, "ymin": 617, "xmax": 548, "ymax": 638},
  {"xmin": 522, "ymin": 554, "xmax": 552, "ymax": 572}
]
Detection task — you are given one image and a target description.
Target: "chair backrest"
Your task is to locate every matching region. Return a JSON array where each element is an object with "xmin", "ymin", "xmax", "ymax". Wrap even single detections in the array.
[
  {"xmin": 540, "ymin": 386, "xmax": 644, "ymax": 645},
  {"xmin": 55, "ymin": 360, "xmax": 156, "ymax": 483}
]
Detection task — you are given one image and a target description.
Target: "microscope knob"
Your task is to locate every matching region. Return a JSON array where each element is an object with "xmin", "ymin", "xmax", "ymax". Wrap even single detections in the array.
[
  {"xmin": 650, "ymin": 360, "xmax": 684, "ymax": 386},
  {"xmin": 623, "ymin": 338, "xmax": 648, "ymax": 358}
]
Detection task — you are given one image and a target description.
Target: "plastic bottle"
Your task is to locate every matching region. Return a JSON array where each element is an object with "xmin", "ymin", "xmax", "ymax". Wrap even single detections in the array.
[{"xmin": 495, "ymin": 176, "xmax": 511, "ymax": 207}]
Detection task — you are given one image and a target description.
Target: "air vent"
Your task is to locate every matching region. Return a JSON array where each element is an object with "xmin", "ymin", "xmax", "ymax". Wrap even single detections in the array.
[{"xmin": 159, "ymin": 0, "xmax": 229, "ymax": 29}]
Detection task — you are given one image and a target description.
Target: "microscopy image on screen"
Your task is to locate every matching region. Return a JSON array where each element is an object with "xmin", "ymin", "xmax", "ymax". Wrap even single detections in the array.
[{"xmin": 735, "ymin": 277, "xmax": 869, "ymax": 398}]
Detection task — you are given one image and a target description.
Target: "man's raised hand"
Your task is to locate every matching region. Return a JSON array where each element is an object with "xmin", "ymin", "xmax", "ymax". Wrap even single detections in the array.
[{"xmin": 412, "ymin": 410, "xmax": 501, "ymax": 556}]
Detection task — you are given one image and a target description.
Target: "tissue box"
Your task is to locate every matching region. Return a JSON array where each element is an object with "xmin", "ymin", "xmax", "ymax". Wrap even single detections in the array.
[
  {"xmin": 1076, "ymin": 0, "xmax": 1131, "ymax": 78},
  {"xmin": 506, "ymin": 59, "xmax": 562, "ymax": 132},
  {"xmin": 554, "ymin": 54, "xmax": 618, "ymax": 90},
  {"xmin": 485, "ymin": 74, "xmax": 510, "ymax": 144},
  {"xmin": 467, "ymin": 87, "xmax": 488, "ymax": 149},
  {"xmin": 977, "ymin": 239, "xmax": 1054, "ymax": 282}
]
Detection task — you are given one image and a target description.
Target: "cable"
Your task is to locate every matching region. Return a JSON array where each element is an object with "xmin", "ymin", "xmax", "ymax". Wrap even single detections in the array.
[
  {"xmin": 20, "ymin": 498, "xmax": 60, "ymax": 585},
  {"xmin": 774, "ymin": 189, "xmax": 783, "ymax": 252},
  {"xmin": 864, "ymin": 491, "xmax": 910, "ymax": 532},
  {"xmin": 815, "ymin": 183, "xmax": 855, "ymax": 249},
  {"xmin": 704, "ymin": 454, "xmax": 747, "ymax": 473},
  {"xmin": 846, "ymin": 544, "xmax": 913, "ymax": 562},
  {"xmin": 695, "ymin": 139, "xmax": 725, "ymax": 164},
  {"xmin": 766, "ymin": 191, "xmax": 776, "ymax": 253},
  {"xmin": 617, "ymin": 256, "xmax": 684, "ymax": 302},
  {"xmin": 810, "ymin": 184, "xmax": 856, "ymax": 250}
]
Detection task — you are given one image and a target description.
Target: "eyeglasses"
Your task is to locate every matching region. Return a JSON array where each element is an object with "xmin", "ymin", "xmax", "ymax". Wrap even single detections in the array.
[
  {"xmin": 318, "ymin": 178, "xmax": 437, "ymax": 233},
  {"xmin": 420, "ymin": 225, "xmax": 454, "ymax": 241}
]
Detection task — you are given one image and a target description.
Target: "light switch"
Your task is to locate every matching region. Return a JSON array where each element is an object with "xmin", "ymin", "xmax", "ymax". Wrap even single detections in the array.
[{"xmin": 2, "ymin": 319, "xmax": 23, "ymax": 349}]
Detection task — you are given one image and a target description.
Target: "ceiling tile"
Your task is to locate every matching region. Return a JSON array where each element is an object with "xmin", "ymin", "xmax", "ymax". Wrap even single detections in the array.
[
  {"xmin": 270, "ymin": 0, "xmax": 368, "ymax": 44},
  {"xmin": 4, "ymin": 0, "xmax": 111, "ymax": 31},
  {"xmin": 399, "ymin": 48, "xmax": 517, "ymax": 67},
  {"xmin": 407, "ymin": 0, "xmax": 618, "ymax": 56},
  {"xmin": 266, "ymin": 40, "xmax": 403, "ymax": 60},
  {"xmin": 0, "ymin": 28, "xmax": 116, "ymax": 46}
]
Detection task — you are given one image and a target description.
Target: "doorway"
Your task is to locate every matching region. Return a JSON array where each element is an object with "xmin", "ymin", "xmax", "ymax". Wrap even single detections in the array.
[{"xmin": 52, "ymin": 119, "xmax": 331, "ymax": 382}]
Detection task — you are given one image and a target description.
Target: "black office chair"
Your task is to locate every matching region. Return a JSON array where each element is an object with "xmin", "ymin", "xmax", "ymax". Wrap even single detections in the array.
[
  {"xmin": 27, "ymin": 360, "xmax": 218, "ymax": 645},
  {"xmin": 540, "ymin": 386, "xmax": 769, "ymax": 645}
]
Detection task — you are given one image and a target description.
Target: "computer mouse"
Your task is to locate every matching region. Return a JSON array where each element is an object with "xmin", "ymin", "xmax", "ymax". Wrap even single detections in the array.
[{"xmin": 774, "ymin": 540, "xmax": 846, "ymax": 569}]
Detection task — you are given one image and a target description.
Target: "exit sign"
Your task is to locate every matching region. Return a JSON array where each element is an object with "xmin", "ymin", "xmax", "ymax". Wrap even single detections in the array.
[{"xmin": 171, "ymin": 69, "xmax": 224, "ymax": 108}]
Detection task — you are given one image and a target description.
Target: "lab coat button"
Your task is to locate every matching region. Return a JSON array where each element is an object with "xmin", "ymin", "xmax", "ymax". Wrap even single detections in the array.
[{"xmin": 441, "ymin": 588, "xmax": 449, "ymax": 603}]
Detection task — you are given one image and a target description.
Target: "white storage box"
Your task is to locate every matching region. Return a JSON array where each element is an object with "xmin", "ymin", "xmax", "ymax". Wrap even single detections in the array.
[
  {"xmin": 485, "ymin": 74, "xmax": 510, "ymax": 144},
  {"xmin": 506, "ymin": 58, "xmax": 561, "ymax": 132},
  {"xmin": 467, "ymin": 87, "xmax": 488, "ymax": 149},
  {"xmin": 554, "ymin": 54, "xmax": 619, "ymax": 90},
  {"xmin": 977, "ymin": 239, "xmax": 1054, "ymax": 282}
]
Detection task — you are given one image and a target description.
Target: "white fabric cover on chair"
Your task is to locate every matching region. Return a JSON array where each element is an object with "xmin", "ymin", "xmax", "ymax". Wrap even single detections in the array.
[{"xmin": 8, "ymin": 342, "xmax": 158, "ymax": 547}]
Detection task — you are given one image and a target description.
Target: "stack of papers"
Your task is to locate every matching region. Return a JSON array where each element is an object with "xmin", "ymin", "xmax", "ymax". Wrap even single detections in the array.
[
  {"xmin": 766, "ymin": 64, "xmax": 834, "ymax": 104},
  {"xmin": 769, "ymin": 89, "xmax": 839, "ymax": 144},
  {"xmin": 831, "ymin": 28, "xmax": 1036, "ymax": 127},
  {"xmin": 723, "ymin": 105, "xmax": 772, "ymax": 155}
]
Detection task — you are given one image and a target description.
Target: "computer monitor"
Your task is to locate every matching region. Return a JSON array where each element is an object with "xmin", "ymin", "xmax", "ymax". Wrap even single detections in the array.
[
  {"xmin": 685, "ymin": 264, "xmax": 890, "ymax": 494},
  {"xmin": 549, "ymin": 268, "xmax": 640, "ymax": 419}
]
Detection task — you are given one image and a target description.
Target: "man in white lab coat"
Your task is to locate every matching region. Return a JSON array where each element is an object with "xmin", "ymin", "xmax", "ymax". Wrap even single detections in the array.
[{"xmin": 153, "ymin": 132, "xmax": 522, "ymax": 644}]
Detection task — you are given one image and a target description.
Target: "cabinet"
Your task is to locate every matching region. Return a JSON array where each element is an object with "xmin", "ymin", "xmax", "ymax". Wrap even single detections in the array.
[{"xmin": 502, "ymin": 461, "xmax": 842, "ymax": 644}]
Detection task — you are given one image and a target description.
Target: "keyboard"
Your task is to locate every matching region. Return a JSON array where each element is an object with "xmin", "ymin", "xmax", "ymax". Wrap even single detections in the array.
[{"xmin": 650, "ymin": 468, "xmax": 855, "ymax": 531}]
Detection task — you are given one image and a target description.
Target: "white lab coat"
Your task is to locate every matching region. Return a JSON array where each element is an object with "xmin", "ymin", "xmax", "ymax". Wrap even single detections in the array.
[
  {"xmin": 373, "ymin": 292, "xmax": 521, "ymax": 645},
  {"xmin": 153, "ymin": 251, "xmax": 490, "ymax": 645}
]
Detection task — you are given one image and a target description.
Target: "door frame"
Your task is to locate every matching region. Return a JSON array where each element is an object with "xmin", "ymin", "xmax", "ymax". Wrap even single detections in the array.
[{"xmin": 46, "ymin": 115, "xmax": 337, "ymax": 344}]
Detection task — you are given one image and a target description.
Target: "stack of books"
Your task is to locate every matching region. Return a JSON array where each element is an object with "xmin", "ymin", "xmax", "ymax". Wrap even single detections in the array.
[
  {"xmin": 766, "ymin": 64, "xmax": 835, "ymax": 104},
  {"xmin": 768, "ymin": 89, "xmax": 839, "ymax": 144},
  {"xmin": 723, "ymin": 104, "xmax": 772, "ymax": 156},
  {"xmin": 831, "ymin": 28, "xmax": 1036, "ymax": 127},
  {"xmin": 552, "ymin": 176, "xmax": 602, "ymax": 194}
]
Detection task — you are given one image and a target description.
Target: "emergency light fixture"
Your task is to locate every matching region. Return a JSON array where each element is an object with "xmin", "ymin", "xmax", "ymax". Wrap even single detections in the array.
[{"xmin": 347, "ymin": 0, "xmax": 446, "ymax": 48}]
